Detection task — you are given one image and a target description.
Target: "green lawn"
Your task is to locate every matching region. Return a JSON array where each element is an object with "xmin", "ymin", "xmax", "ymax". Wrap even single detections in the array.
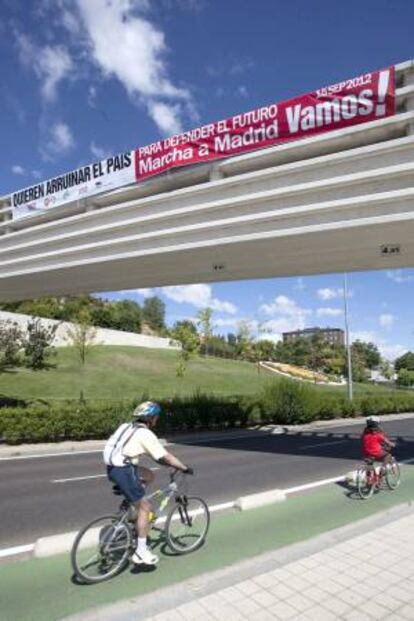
[
  {"xmin": 0, "ymin": 345, "xmax": 405, "ymax": 402},
  {"xmin": 0, "ymin": 346, "xmax": 271, "ymax": 401}
]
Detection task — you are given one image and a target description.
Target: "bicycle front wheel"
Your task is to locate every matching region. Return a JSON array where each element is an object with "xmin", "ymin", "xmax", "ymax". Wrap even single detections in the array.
[
  {"xmin": 70, "ymin": 515, "xmax": 133, "ymax": 584},
  {"xmin": 385, "ymin": 459, "xmax": 401, "ymax": 490},
  {"xmin": 165, "ymin": 496, "xmax": 210, "ymax": 554},
  {"xmin": 357, "ymin": 466, "xmax": 375, "ymax": 500}
]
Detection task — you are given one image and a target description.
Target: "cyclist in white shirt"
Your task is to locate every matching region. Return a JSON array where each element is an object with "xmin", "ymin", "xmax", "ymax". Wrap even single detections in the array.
[{"xmin": 103, "ymin": 401, "xmax": 192, "ymax": 565}]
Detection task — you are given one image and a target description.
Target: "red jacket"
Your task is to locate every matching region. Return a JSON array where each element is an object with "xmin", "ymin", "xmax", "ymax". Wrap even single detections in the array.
[{"xmin": 362, "ymin": 430, "xmax": 386, "ymax": 458}]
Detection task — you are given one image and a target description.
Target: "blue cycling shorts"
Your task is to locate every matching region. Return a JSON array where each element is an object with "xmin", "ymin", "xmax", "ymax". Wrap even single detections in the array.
[{"xmin": 107, "ymin": 464, "xmax": 145, "ymax": 503}]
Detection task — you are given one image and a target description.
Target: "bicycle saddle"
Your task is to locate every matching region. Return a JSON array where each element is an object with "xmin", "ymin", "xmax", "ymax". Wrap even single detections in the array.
[{"xmin": 112, "ymin": 484, "xmax": 122, "ymax": 495}]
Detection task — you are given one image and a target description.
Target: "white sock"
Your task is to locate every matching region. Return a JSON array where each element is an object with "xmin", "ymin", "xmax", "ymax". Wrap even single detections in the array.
[{"xmin": 137, "ymin": 537, "xmax": 147, "ymax": 554}]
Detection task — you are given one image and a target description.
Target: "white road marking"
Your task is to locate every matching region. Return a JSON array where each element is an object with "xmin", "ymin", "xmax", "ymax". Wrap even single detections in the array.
[
  {"xmin": 0, "ymin": 544, "xmax": 34, "ymax": 558},
  {"xmin": 51, "ymin": 467, "xmax": 160, "ymax": 483},
  {"xmin": 52, "ymin": 474, "xmax": 106, "ymax": 483},
  {"xmin": 300, "ymin": 439, "xmax": 349, "ymax": 449},
  {"xmin": 283, "ymin": 474, "xmax": 345, "ymax": 494}
]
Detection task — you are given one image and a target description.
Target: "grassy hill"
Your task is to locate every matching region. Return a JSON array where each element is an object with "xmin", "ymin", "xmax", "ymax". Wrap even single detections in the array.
[
  {"xmin": 0, "ymin": 345, "xmax": 405, "ymax": 402},
  {"xmin": 0, "ymin": 346, "xmax": 273, "ymax": 401}
]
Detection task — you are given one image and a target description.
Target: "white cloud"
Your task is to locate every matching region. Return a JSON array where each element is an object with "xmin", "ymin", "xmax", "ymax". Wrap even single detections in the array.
[
  {"xmin": 87, "ymin": 85, "xmax": 97, "ymax": 108},
  {"xmin": 259, "ymin": 295, "xmax": 311, "ymax": 334},
  {"xmin": 230, "ymin": 59, "xmax": 255, "ymax": 75},
  {"xmin": 114, "ymin": 287, "xmax": 155, "ymax": 298},
  {"xmin": 147, "ymin": 101, "xmax": 183, "ymax": 136},
  {"xmin": 386, "ymin": 269, "xmax": 414, "ymax": 284},
  {"xmin": 351, "ymin": 330, "xmax": 377, "ymax": 343},
  {"xmin": 236, "ymin": 85, "xmax": 248, "ymax": 97},
  {"xmin": 32, "ymin": 170, "xmax": 42, "ymax": 179},
  {"xmin": 162, "ymin": 284, "xmax": 237, "ymax": 314},
  {"xmin": 260, "ymin": 317, "xmax": 304, "ymax": 334},
  {"xmin": 378, "ymin": 343, "xmax": 408, "ymax": 361},
  {"xmin": 257, "ymin": 331, "xmax": 282, "ymax": 344},
  {"xmin": 260, "ymin": 295, "xmax": 311, "ymax": 318},
  {"xmin": 16, "ymin": 34, "xmax": 73, "ymax": 101},
  {"xmin": 351, "ymin": 329, "xmax": 406, "ymax": 361},
  {"xmin": 134, "ymin": 288, "xmax": 154, "ymax": 298},
  {"xmin": 316, "ymin": 307, "xmax": 343, "ymax": 317},
  {"xmin": 12, "ymin": 165, "xmax": 25, "ymax": 175},
  {"xmin": 214, "ymin": 317, "xmax": 240, "ymax": 328},
  {"xmin": 317, "ymin": 287, "xmax": 343, "ymax": 301},
  {"xmin": 90, "ymin": 141, "xmax": 111, "ymax": 160},
  {"xmin": 379, "ymin": 313, "xmax": 395, "ymax": 329},
  {"xmin": 75, "ymin": 0, "xmax": 191, "ymax": 134},
  {"xmin": 41, "ymin": 122, "xmax": 75, "ymax": 160}
]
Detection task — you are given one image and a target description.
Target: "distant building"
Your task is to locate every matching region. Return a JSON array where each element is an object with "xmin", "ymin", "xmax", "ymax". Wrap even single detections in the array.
[{"xmin": 283, "ymin": 327, "xmax": 345, "ymax": 346}]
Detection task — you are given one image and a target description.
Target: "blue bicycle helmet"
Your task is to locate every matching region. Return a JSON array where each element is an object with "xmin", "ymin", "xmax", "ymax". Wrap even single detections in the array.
[{"xmin": 133, "ymin": 401, "xmax": 161, "ymax": 418}]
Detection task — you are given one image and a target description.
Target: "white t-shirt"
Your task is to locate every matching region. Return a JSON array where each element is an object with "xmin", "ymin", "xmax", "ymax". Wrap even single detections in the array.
[{"xmin": 103, "ymin": 423, "xmax": 167, "ymax": 467}]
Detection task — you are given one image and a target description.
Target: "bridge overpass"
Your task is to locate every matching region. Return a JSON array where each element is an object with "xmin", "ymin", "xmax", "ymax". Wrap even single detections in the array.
[{"xmin": 1, "ymin": 60, "xmax": 414, "ymax": 302}]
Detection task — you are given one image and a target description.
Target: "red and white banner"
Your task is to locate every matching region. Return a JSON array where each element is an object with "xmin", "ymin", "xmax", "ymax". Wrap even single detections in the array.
[
  {"xmin": 135, "ymin": 66, "xmax": 395, "ymax": 181},
  {"xmin": 10, "ymin": 66, "xmax": 395, "ymax": 220}
]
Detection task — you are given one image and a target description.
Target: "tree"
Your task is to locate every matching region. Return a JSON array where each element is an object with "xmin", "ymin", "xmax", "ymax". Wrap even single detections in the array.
[
  {"xmin": 236, "ymin": 320, "xmax": 256, "ymax": 361},
  {"xmin": 169, "ymin": 320, "xmax": 200, "ymax": 377},
  {"xmin": 0, "ymin": 320, "xmax": 24, "ymax": 370},
  {"xmin": 143, "ymin": 296, "xmax": 165, "ymax": 332},
  {"xmin": 66, "ymin": 310, "xmax": 98, "ymax": 365},
  {"xmin": 395, "ymin": 351, "xmax": 414, "ymax": 372},
  {"xmin": 110, "ymin": 300, "xmax": 142, "ymax": 333},
  {"xmin": 254, "ymin": 339, "xmax": 275, "ymax": 361},
  {"xmin": 197, "ymin": 307, "xmax": 213, "ymax": 356},
  {"xmin": 396, "ymin": 368, "xmax": 414, "ymax": 387},
  {"xmin": 24, "ymin": 318, "xmax": 58, "ymax": 370},
  {"xmin": 352, "ymin": 340, "xmax": 381, "ymax": 370}
]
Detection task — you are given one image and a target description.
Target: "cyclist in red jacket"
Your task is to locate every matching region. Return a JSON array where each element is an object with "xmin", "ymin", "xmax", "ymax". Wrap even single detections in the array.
[{"xmin": 362, "ymin": 416, "xmax": 395, "ymax": 465}]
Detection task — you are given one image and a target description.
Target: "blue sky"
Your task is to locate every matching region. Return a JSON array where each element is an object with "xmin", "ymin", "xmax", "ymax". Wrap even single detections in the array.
[{"xmin": 1, "ymin": 0, "xmax": 414, "ymax": 359}]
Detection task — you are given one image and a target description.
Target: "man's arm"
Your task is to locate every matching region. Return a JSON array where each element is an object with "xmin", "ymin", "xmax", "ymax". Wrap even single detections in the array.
[{"xmin": 158, "ymin": 452, "xmax": 191, "ymax": 472}]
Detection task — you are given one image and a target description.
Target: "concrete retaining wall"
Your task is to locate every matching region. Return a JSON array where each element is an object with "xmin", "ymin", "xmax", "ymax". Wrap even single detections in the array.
[{"xmin": 0, "ymin": 310, "xmax": 180, "ymax": 350}]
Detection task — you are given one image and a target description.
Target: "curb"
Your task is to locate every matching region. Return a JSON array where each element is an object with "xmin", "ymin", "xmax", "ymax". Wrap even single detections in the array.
[{"xmin": 234, "ymin": 488, "xmax": 286, "ymax": 510}]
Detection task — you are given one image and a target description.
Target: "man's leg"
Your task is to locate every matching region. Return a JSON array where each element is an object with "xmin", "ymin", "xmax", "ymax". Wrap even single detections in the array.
[
  {"xmin": 139, "ymin": 466, "xmax": 155, "ymax": 487},
  {"xmin": 131, "ymin": 470, "xmax": 158, "ymax": 565},
  {"xmin": 136, "ymin": 497, "xmax": 152, "ymax": 539}
]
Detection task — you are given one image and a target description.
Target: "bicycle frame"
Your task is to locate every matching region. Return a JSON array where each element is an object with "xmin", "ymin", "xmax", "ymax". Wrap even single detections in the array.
[{"xmin": 119, "ymin": 470, "xmax": 187, "ymax": 526}]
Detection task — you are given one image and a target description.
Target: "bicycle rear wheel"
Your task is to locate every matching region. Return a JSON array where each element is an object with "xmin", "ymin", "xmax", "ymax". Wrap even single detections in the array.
[
  {"xmin": 165, "ymin": 496, "xmax": 210, "ymax": 554},
  {"xmin": 71, "ymin": 515, "xmax": 133, "ymax": 584},
  {"xmin": 385, "ymin": 459, "xmax": 401, "ymax": 490},
  {"xmin": 357, "ymin": 466, "xmax": 376, "ymax": 499}
]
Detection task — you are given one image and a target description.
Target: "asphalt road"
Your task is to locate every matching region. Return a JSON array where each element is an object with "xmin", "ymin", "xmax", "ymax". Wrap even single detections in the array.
[{"xmin": 1, "ymin": 418, "xmax": 414, "ymax": 548}]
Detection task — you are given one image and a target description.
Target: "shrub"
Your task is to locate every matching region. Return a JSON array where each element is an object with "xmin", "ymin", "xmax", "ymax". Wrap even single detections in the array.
[
  {"xmin": 2, "ymin": 385, "xmax": 414, "ymax": 445},
  {"xmin": 260, "ymin": 379, "xmax": 319, "ymax": 425}
]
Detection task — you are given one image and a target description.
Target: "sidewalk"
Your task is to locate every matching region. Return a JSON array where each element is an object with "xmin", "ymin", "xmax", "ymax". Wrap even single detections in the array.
[{"xmin": 67, "ymin": 506, "xmax": 414, "ymax": 621}]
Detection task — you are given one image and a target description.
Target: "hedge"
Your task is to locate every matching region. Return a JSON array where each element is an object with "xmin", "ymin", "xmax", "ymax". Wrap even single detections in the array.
[{"xmin": 1, "ymin": 379, "xmax": 414, "ymax": 444}]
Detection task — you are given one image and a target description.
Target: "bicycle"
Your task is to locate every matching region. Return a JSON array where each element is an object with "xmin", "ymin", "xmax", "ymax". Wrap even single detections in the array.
[
  {"xmin": 70, "ymin": 469, "xmax": 210, "ymax": 584},
  {"xmin": 356, "ymin": 456, "xmax": 401, "ymax": 500}
]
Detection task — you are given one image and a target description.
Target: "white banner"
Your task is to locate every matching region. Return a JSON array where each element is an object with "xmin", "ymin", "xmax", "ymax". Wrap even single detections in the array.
[{"xmin": 11, "ymin": 152, "xmax": 135, "ymax": 220}]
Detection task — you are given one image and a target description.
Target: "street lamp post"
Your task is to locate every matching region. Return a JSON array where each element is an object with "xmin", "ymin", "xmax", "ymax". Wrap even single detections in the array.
[{"xmin": 343, "ymin": 273, "xmax": 353, "ymax": 401}]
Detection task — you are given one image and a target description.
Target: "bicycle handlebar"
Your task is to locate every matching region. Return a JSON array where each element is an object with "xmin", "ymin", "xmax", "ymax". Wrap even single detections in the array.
[{"xmin": 169, "ymin": 467, "xmax": 193, "ymax": 482}]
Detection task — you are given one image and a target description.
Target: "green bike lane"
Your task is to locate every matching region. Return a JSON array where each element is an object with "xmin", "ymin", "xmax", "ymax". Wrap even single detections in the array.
[{"xmin": 2, "ymin": 465, "xmax": 414, "ymax": 621}]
